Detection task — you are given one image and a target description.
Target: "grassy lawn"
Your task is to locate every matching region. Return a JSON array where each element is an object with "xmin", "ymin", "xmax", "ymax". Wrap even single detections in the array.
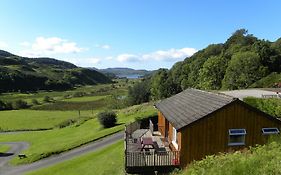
[
  {"xmin": 0, "ymin": 110, "xmax": 94, "ymax": 131},
  {"xmin": 62, "ymin": 95, "xmax": 109, "ymax": 102},
  {"xmin": 26, "ymin": 141, "xmax": 124, "ymax": 175},
  {"xmin": 0, "ymin": 144, "xmax": 10, "ymax": 153},
  {"xmin": 0, "ymin": 103, "xmax": 156, "ymax": 165}
]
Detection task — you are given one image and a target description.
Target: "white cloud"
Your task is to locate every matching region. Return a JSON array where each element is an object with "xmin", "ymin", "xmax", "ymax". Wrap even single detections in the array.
[
  {"xmin": 117, "ymin": 54, "xmax": 140, "ymax": 62},
  {"xmin": 20, "ymin": 41, "xmax": 31, "ymax": 47},
  {"xmin": 20, "ymin": 37, "xmax": 85, "ymax": 57},
  {"xmin": 62, "ymin": 57, "xmax": 101, "ymax": 67},
  {"xmin": 95, "ymin": 44, "xmax": 111, "ymax": 50},
  {"xmin": 0, "ymin": 41, "xmax": 8, "ymax": 48},
  {"xmin": 90, "ymin": 58, "xmax": 101, "ymax": 64},
  {"xmin": 116, "ymin": 47, "xmax": 197, "ymax": 63}
]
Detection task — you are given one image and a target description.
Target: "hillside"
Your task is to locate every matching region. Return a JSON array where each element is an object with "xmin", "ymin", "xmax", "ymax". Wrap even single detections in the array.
[
  {"xmin": 92, "ymin": 67, "xmax": 153, "ymax": 78},
  {"xmin": 135, "ymin": 29, "xmax": 281, "ymax": 101},
  {"xmin": 0, "ymin": 50, "xmax": 112, "ymax": 92}
]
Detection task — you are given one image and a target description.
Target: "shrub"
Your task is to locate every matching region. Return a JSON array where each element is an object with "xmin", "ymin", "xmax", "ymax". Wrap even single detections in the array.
[
  {"xmin": 98, "ymin": 111, "xmax": 117, "ymax": 128},
  {"xmin": 73, "ymin": 92, "xmax": 86, "ymax": 97},
  {"xmin": 43, "ymin": 96, "xmax": 52, "ymax": 103},
  {"xmin": 12, "ymin": 99, "xmax": 28, "ymax": 109},
  {"xmin": 31, "ymin": 99, "xmax": 40, "ymax": 105},
  {"xmin": 0, "ymin": 100, "xmax": 6, "ymax": 110}
]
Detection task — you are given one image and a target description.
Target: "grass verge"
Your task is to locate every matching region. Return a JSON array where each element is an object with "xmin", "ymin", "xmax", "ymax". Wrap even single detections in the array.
[{"xmin": 26, "ymin": 141, "xmax": 124, "ymax": 175}]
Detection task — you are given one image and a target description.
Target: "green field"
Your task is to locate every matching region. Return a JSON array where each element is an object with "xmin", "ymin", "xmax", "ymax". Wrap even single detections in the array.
[
  {"xmin": 0, "ymin": 110, "xmax": 94, "ymax": 131},
  {"xmin": 0, "ymin": 103, "xmax": 156, "ymax": 165},
  {"xmin": 62, "ymin": 95, "xmax": 109, "ymax": 102},
  {"xmin": 26, "ymin": 141, "xmax": 124, "ymax": 175}
]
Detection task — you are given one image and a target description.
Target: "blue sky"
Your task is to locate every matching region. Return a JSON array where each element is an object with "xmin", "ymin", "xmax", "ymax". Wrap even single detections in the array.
[{"xmin": 0, "ymin": 0, "xmax": 281, "ymax": 70}]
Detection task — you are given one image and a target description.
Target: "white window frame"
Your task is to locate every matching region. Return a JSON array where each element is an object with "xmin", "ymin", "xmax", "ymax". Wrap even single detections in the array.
[
  {"xmin": 172, "ymin": 127, "xmax": 178, "ymax": 150},
  {"xmin": 262, "ymin": 128, "xmax": 280, "ymax": 135},
  {"xmin": 228, "ymin": 129, "xmax": 246, "ymax": 146}
]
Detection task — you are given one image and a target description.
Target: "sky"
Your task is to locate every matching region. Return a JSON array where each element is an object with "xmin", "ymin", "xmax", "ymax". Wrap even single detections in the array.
[{"xmin": 0, "ymin": 0, "xmax": 281, "ymax": 70}]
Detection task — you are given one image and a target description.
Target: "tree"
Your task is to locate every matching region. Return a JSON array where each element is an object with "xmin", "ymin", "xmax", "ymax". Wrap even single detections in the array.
[
  {"xmin": 128, "ymin": 79, "xmax": 151, "ymax": 105},
  {"xmin": 222, "ymin": 51, "xmax": 268, "ymax": 89},
  {"xmin": 0, "ymin": 100, "xmax": 6, "ymax": 110},
  {"xmin": 198, "ymin": 56, "xmax": 229, "ymax": 90},
  {"xmin": 12, "ymin": 99, "xmax": 28, "ymax": 109},
  {"xmin": 43, "ymin": 96, "xmax": 52, "ymax": 103},
  {"xmin": 98, "ymin": 111, "xmax": 117, "ymax": 128}
]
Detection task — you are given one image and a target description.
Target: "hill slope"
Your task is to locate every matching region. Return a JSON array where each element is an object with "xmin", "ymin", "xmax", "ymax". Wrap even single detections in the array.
[
  {"xmin": 0, "ymin": 50, "xmax": 112, "ymax": 92},
  {"xmin": 144, "ymin": 29, "xmax": 281, "ymax": 100}
]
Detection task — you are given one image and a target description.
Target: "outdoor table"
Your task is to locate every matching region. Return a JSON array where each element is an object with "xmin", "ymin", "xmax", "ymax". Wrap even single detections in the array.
[{"xmin": 141, "ymin": 137, "xmax": 154, "ymax": 151}]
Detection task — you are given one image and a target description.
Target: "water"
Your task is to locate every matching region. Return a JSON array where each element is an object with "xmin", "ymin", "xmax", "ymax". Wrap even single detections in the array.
[{"xmin": 117, "ymin": 74, "xmax": 142, "ymax": 79}]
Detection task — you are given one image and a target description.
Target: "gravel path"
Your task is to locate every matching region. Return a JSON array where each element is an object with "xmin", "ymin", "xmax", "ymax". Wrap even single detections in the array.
[
  {"xmin": 0, "ymin": 132, "xmax": 123, "ymax": 175},
  {"xmin": 221, "ymin": 89, "xmax": 279, "ymax": 100}
]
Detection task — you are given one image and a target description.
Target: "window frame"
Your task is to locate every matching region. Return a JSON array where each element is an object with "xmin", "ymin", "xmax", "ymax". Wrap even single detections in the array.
[
  {"xmin": 172, "ymin": 126, "xmax": 178, "ymax": 150},
  {"xmin": 262, "ymin": 128, "xmax": 280, "ymax": 135},
  {"xmin": 228, "ymin": 129, "xmax": 246, "ymax": 146}
]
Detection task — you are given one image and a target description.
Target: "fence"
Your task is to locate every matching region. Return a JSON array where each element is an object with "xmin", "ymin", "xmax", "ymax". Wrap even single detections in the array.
[{"xmin": 125, "ymin": 151, "xmax": 180, "ymax": 167}]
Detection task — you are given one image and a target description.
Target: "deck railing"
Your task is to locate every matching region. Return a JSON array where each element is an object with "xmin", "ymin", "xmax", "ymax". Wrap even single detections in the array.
[{"xmin": 125, "ymin": 151, "xmax": 180, "ymax": 167}]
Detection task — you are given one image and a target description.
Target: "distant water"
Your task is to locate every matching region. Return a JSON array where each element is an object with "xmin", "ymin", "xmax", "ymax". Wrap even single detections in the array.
[{"xmin": 117, "ymin": 74, "xmax": 142, "ymax": 79}]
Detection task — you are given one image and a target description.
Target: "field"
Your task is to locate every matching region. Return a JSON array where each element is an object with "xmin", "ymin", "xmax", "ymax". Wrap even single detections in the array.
[
  {"xmin": 0, "ymin": 110, "xmax": 94, "ymax": 131},
  {"xmin": 0, "ymin": 103, "xmax": 156, "ymax": 165},
  {"xmin": 0, "ymin": 79, "xmax": 133, "ymax": 131},
  {"xmin": 26, "ymin": 141, "xmax": 124, "ymax": 175}
]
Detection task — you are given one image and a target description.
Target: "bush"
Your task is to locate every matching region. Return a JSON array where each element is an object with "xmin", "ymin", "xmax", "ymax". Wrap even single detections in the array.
[
  {"xmin": 0, "ymin": 100, "xmax": 6, "ymax": 110},
  {"xmin": 31, "ymin": 99, "xmax": 40, "ymax": 105},
  {"xmin": 73, "ymin": 92, "xmax": 86, "ymax": 97},
  {"xmin": 97, "ymin": 111, "xmax": 117, "ymax": 128},
  {"xmin": 12, "ymin": 99, "xmax": 28, "ymax": 109},
  {"xmin": 43, "ymin": 96, "xmax": 52, "ymax": 103}
]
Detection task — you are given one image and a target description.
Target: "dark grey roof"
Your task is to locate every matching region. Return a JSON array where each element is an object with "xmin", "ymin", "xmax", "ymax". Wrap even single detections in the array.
[{"xmin": 155, "ymin": 89, "xmax": 237, "ymax": 130}]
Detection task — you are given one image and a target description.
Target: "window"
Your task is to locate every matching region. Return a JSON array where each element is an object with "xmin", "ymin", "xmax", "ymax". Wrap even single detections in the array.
[
  {"xmin": 228, "ymin": 129, "xmax": 246, "ymax": 146},
  {"xmin": 172, "ymin": 127, "xmax": 178, "ymax": 149},
  {"xmin": 262, "ymin": 128, "xmax": 279, "ymax": 135}
]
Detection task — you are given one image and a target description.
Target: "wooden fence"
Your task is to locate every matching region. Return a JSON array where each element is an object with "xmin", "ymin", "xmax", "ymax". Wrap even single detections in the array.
[{"xmin": 125, "ymin": 151, "xmax": 180, "ymax": 167}]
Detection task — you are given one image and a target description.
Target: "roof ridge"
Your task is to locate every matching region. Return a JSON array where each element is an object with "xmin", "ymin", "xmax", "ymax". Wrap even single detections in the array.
[{"xmin": 190, "ymin": 88, "xmax": 237, "ymax": 101}]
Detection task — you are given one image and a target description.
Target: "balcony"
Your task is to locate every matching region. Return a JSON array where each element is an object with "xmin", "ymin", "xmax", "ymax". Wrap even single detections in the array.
[{"xmin": 124, "ymin": 121, "xmax": 180, "ymax": 173}]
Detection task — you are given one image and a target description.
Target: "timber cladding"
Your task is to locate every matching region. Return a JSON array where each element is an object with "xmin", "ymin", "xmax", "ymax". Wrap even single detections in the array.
[
  {"xmin": 156, "ymin": 89, "xmax": 281, "ymax": 167},
  {"xmin": 179, "ymin": 100, "xmax": 281, "ymax": 166}
]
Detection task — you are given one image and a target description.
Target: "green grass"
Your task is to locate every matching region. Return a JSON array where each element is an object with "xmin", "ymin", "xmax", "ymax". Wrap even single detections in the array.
[
  {"xmin": 0, "ymin": 103, "xmax": 156, "ymax": 165},
  {"xmin": 26, "ymin": 141, "xmax": 124, "ymax": 175},
  {"xmin": 0, "ymin": 144, "xmax": 10, "ymax": 153},
  {"xmin": 62, "ymin": 95, "xmax": 108, "ymax": 102},
  {"xmin": 0, "ymin": 110, "xmax": 95, "ymax": 131},
  {"xmin": 178, "ymin": 136, "xmax": 281, "ymax": 175},
  {"xmin": 243, "ymin": 97, "xmax": 281, "ymax": 118}
]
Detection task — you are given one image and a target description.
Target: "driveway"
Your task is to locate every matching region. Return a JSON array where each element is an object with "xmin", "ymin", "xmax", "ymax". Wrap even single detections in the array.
[
  {"xmin": 0, "ymin": 132, "xmax": 123, "ymax": 175},
  {"xmin": 221, "ymin": 89, "xmax": 279, "ymax": 100}
]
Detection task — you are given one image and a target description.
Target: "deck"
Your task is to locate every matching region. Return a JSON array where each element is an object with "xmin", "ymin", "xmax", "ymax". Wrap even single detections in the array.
[{"xmin": 124, "ymin": 121, "xmax": 180, "ymax": 173}]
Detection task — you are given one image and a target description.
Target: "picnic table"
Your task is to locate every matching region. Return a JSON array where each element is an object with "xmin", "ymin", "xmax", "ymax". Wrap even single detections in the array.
[{"xmin": 141, "ymin": 137, "xmax": 154, "ymax": 151}]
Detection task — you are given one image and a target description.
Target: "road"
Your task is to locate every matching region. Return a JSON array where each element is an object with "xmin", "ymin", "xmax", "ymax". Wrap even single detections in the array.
[
  {"xmin": 221, "ymin": 89, "xmax": 278, "ymax": 100},
  {"xmin": 0, "ymin": 132, "xmax": 123, "ymax": 175}
]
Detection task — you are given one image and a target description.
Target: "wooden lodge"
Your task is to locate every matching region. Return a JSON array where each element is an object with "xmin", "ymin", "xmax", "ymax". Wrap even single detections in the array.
[{"xmin": 125, "ymin": 89, "xmax": 281, "ymax": 172}]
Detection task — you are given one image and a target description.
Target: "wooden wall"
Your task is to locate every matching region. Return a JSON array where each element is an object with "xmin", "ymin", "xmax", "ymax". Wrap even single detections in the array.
[
  {"xmin": 158, "ymin": 111, "xmax": 181, "ymax": 151},
  {"xmin": 179, "ymin": 101, "xmax": 281, "ymax": 166},
  {"xmin": 158, "ymin": 111, "xmax": 165, "ymax": 136}
]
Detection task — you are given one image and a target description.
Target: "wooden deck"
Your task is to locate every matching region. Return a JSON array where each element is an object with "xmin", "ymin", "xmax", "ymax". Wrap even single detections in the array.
[{"xmin": 125, "ymin": 124, "xmax": 180, "ymax": 172}]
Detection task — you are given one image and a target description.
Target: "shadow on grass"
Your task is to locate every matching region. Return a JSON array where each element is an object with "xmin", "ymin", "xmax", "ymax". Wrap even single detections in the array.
[{"xmin": 0, "ymin": 152, "xmax": 14, "ymax": 157}]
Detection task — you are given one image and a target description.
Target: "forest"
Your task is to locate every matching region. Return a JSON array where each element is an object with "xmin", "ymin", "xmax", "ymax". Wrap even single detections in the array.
[{"xmin": 128, "ymin": 29, "xmax": 281, "ymax": 104}]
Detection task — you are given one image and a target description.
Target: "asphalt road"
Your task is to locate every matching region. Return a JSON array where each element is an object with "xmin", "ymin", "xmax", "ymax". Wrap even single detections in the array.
[{"xmin": 0, "ymin": 131, "xmax": 123, "ymax": 175}]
